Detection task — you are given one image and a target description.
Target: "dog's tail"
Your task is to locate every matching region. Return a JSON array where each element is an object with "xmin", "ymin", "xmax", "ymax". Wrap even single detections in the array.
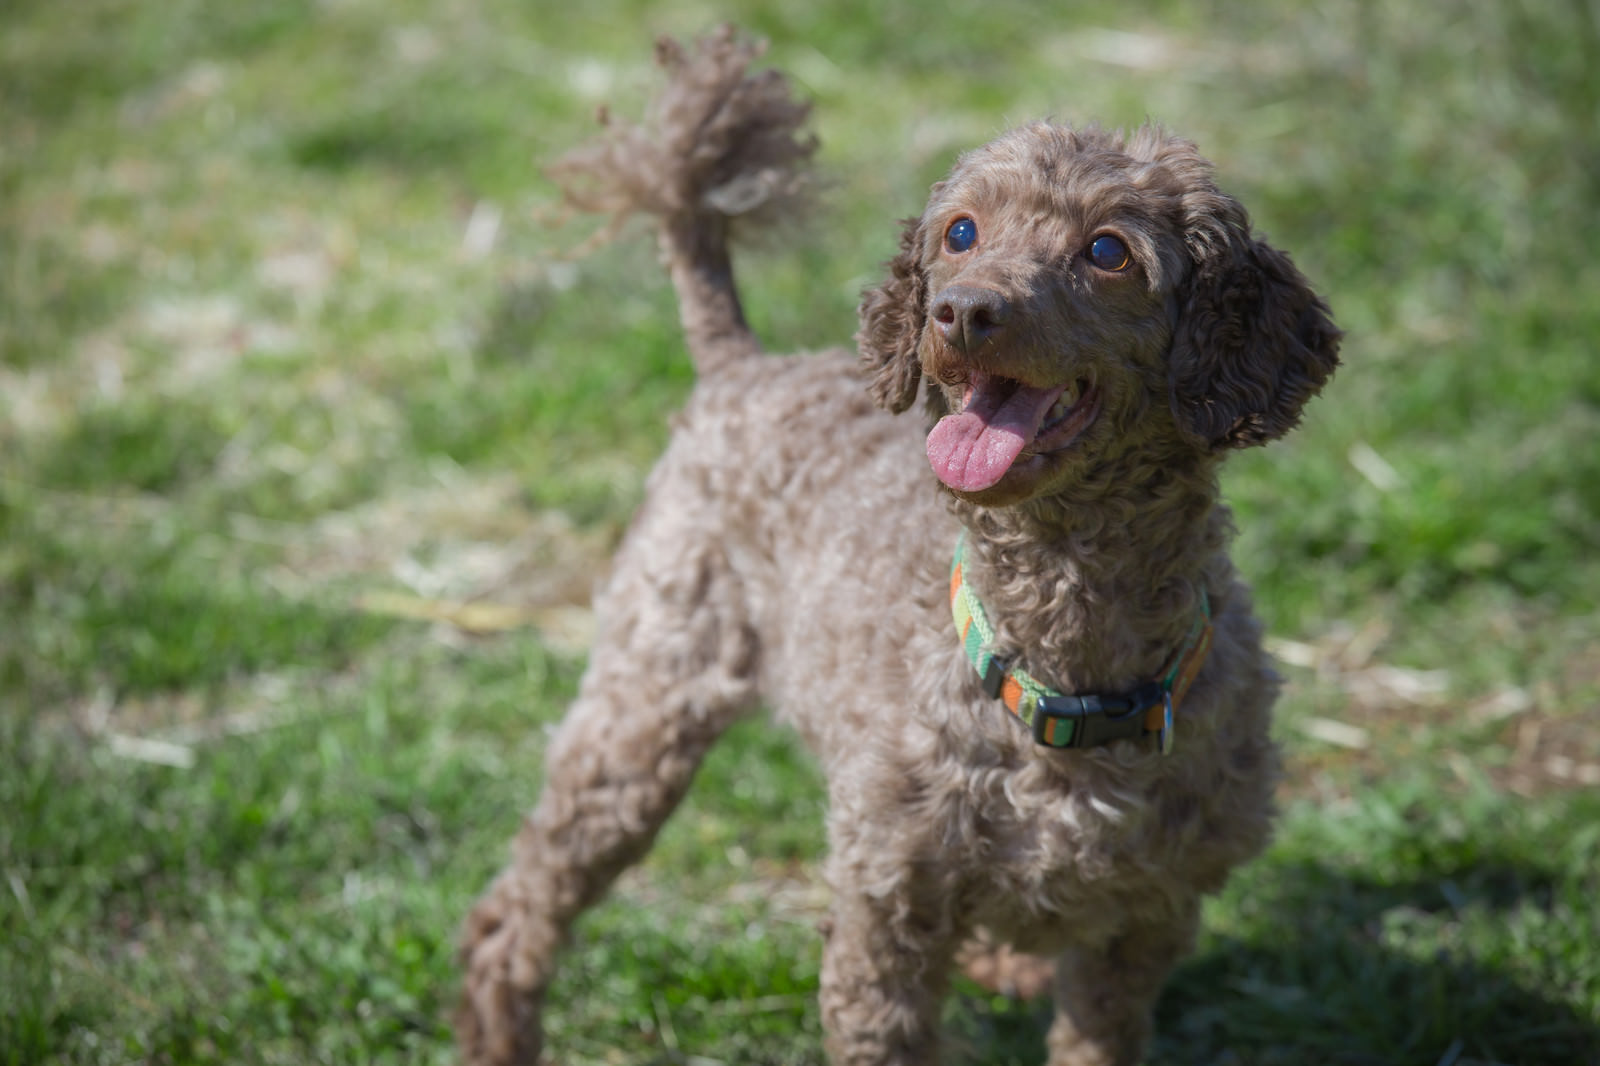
[{"xmin": 550, "ymin": 27, "xmax": 817, "ymax": 376}]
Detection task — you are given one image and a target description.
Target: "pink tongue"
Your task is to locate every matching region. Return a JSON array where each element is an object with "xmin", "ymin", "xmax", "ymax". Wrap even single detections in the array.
[{"xmin": 926, "ymin": 379, "xmax": 1066, "ymax": 492}]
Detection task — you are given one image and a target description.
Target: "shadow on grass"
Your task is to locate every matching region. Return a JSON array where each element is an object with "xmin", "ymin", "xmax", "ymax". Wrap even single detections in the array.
[{"xmin": 946, "ymin": 852, "xmax": 1598, "ymax": 1066}]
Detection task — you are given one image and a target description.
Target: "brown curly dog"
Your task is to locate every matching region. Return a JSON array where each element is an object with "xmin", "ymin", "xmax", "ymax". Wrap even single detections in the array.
[{"xmin": 458, "ymin": 27, "xmax": 1340, "ymax": 1066}]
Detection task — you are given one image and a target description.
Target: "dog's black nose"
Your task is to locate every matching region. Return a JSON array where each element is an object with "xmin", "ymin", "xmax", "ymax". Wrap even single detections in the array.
[{"xmin": 931, "ymin": 285, "xmax": 1011, "ymax": 352}]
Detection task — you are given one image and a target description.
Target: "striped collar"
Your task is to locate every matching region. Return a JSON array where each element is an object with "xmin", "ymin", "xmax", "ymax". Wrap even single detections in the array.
[{"xmin": 948, "ymin": 532, "xmax": 1212, "ymax": 753}]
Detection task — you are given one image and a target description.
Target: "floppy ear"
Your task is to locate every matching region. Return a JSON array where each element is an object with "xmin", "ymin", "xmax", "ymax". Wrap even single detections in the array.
[
  {"xmin": 1167, "ymin": 195, "xmax": 1342, "ymax": 450},
  {"xmin": 856, "ymin": 214, "xmax": 929, "ymax": 414}
]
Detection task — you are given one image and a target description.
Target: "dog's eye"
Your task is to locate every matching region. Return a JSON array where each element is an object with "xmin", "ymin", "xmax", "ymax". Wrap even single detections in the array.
[
  {"xmin": 945, "ymin": 217, "xmax": 978, "ymax": 254},
  {"xmin": 1087, "ymin": 234, "xmax": 1132, "ymax": 272}
]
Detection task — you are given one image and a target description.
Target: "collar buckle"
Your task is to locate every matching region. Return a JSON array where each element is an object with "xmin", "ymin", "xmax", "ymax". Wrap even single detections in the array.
[{"xmin": 1032, "ymin": 682, "xmax": 1163, "ymax": 749}]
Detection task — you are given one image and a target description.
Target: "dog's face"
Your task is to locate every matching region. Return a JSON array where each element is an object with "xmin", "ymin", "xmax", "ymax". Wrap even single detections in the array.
[{"xmin": 857, "ymin": 123, "xmax": 1341, "ymax": 508}]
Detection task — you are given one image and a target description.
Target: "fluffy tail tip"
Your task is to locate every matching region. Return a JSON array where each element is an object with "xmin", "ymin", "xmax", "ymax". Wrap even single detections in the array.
[{"xmin": 550, "ymin": 25, "xmax": 817, "ymax": 234}]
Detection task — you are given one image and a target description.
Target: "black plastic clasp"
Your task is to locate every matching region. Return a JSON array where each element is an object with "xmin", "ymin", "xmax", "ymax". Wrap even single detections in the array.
[
  {"xmin": 980, "ymin": 656, "xmax": 1009, "ymax": 698},
  {"xmin": 1032, "ymin": 682, "xmax": 1165, "ymax": 749}
]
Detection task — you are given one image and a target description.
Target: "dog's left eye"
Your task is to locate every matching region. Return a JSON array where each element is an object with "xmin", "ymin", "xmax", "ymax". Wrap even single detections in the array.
[
  {"xmin": 945, "ymin": 217, "xmax": 978, "ymax": 254},
  {"xmin": 1087, "ymin": 234, "xmax": 1132, "ymax": 272}
]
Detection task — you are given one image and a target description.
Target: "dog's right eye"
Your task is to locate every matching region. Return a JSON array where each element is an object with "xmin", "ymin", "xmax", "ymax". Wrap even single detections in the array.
[
  {"xmin": 1087, "ymin": 234, "xmax": 1132, "ymax": 272},
  {"xmin": 945, "ymin": 217, "xmax": 978, "ymax": 254}
]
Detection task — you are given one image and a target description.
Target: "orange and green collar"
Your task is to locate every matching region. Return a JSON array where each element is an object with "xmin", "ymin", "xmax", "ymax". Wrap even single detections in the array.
[{"xmin": 949, "ymin": 532, "xmax": 1212, "ymax": 753}]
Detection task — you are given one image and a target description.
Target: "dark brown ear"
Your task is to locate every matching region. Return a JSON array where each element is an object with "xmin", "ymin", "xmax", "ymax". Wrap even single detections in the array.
[
  {"xmin": 856, "ymin": 214, "xmax": 929, "ymax": 414},
  {"xmin": 1167, "ymin": 197, "xmax": 1342, "ymax": 450}
]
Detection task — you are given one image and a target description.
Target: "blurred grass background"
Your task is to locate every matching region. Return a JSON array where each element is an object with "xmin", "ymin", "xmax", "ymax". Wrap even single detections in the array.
[{"xmin": 1, "ymin": 1, "xmax": 1597, "ymax": 1064}]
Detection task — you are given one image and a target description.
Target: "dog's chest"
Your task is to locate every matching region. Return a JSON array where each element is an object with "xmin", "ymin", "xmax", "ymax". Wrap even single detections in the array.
[{"xmin": 948, "ymin": 756, "xmax": 1176, "ymax": 943}]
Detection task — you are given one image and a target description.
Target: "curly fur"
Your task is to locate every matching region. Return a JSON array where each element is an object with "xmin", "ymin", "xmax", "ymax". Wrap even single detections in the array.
[{"xmin": 459, "ymin": 27, "xmax": 1340, "ymax": 1066}]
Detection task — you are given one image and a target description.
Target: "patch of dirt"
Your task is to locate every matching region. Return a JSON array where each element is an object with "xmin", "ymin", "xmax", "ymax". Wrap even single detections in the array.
[
  {"xmin": 1271, "ymin": 618, "xmax": 1600, "ymax": 799},
  {"xmin": 1492, "ymin": 711, "xmax": 1600, "ymax": 796},
  {"xmin": 275, "ymin": 471, "xmax": 614, "ymax": 653}
]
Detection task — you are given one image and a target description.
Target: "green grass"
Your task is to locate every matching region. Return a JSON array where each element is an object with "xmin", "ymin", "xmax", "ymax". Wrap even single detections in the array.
[{"xmin": 2, "ymin": 0, "xmax": 1597, "ymax": 1063}]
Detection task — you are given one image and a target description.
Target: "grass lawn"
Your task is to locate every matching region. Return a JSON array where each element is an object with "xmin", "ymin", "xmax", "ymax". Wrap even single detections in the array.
[{"xmin": 2, "ymin": 1, "xmax": 1597, "ymax": 1063}]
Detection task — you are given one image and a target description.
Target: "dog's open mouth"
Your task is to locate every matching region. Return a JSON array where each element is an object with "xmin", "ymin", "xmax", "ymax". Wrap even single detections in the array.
[{"xmin": 925, "ymin": 372, "xmax": 1100, "ymax": 493}]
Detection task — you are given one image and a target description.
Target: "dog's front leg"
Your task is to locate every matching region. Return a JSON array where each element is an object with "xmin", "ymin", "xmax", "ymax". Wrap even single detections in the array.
[
  {"xmin": 818, "ymin": 889, "xmax": 955, "ymax": 1065},
  {"xmin": 817, "ymin": 803, "xmax": 960, "ymax": 1066},
  {"xmin": 1045, "ymin": 898, "xmax": 1200, "ymax": 1066}
]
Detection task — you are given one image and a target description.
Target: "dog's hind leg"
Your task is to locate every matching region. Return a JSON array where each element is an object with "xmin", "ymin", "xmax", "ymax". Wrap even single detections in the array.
[{"xmin": 457, "ymin": 489, "xmax": 760, "ymax": 1066}]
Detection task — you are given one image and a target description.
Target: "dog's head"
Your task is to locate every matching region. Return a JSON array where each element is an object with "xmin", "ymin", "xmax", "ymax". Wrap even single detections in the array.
[{"xmin": 857, "ymin": 123, "xmax": 1341, "ymax": 507}]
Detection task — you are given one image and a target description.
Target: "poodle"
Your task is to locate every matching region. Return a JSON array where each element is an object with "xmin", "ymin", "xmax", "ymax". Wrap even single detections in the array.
[{"xmin": 458, "ymin": 27, "xmax": 1340, "ymax": 1066}]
